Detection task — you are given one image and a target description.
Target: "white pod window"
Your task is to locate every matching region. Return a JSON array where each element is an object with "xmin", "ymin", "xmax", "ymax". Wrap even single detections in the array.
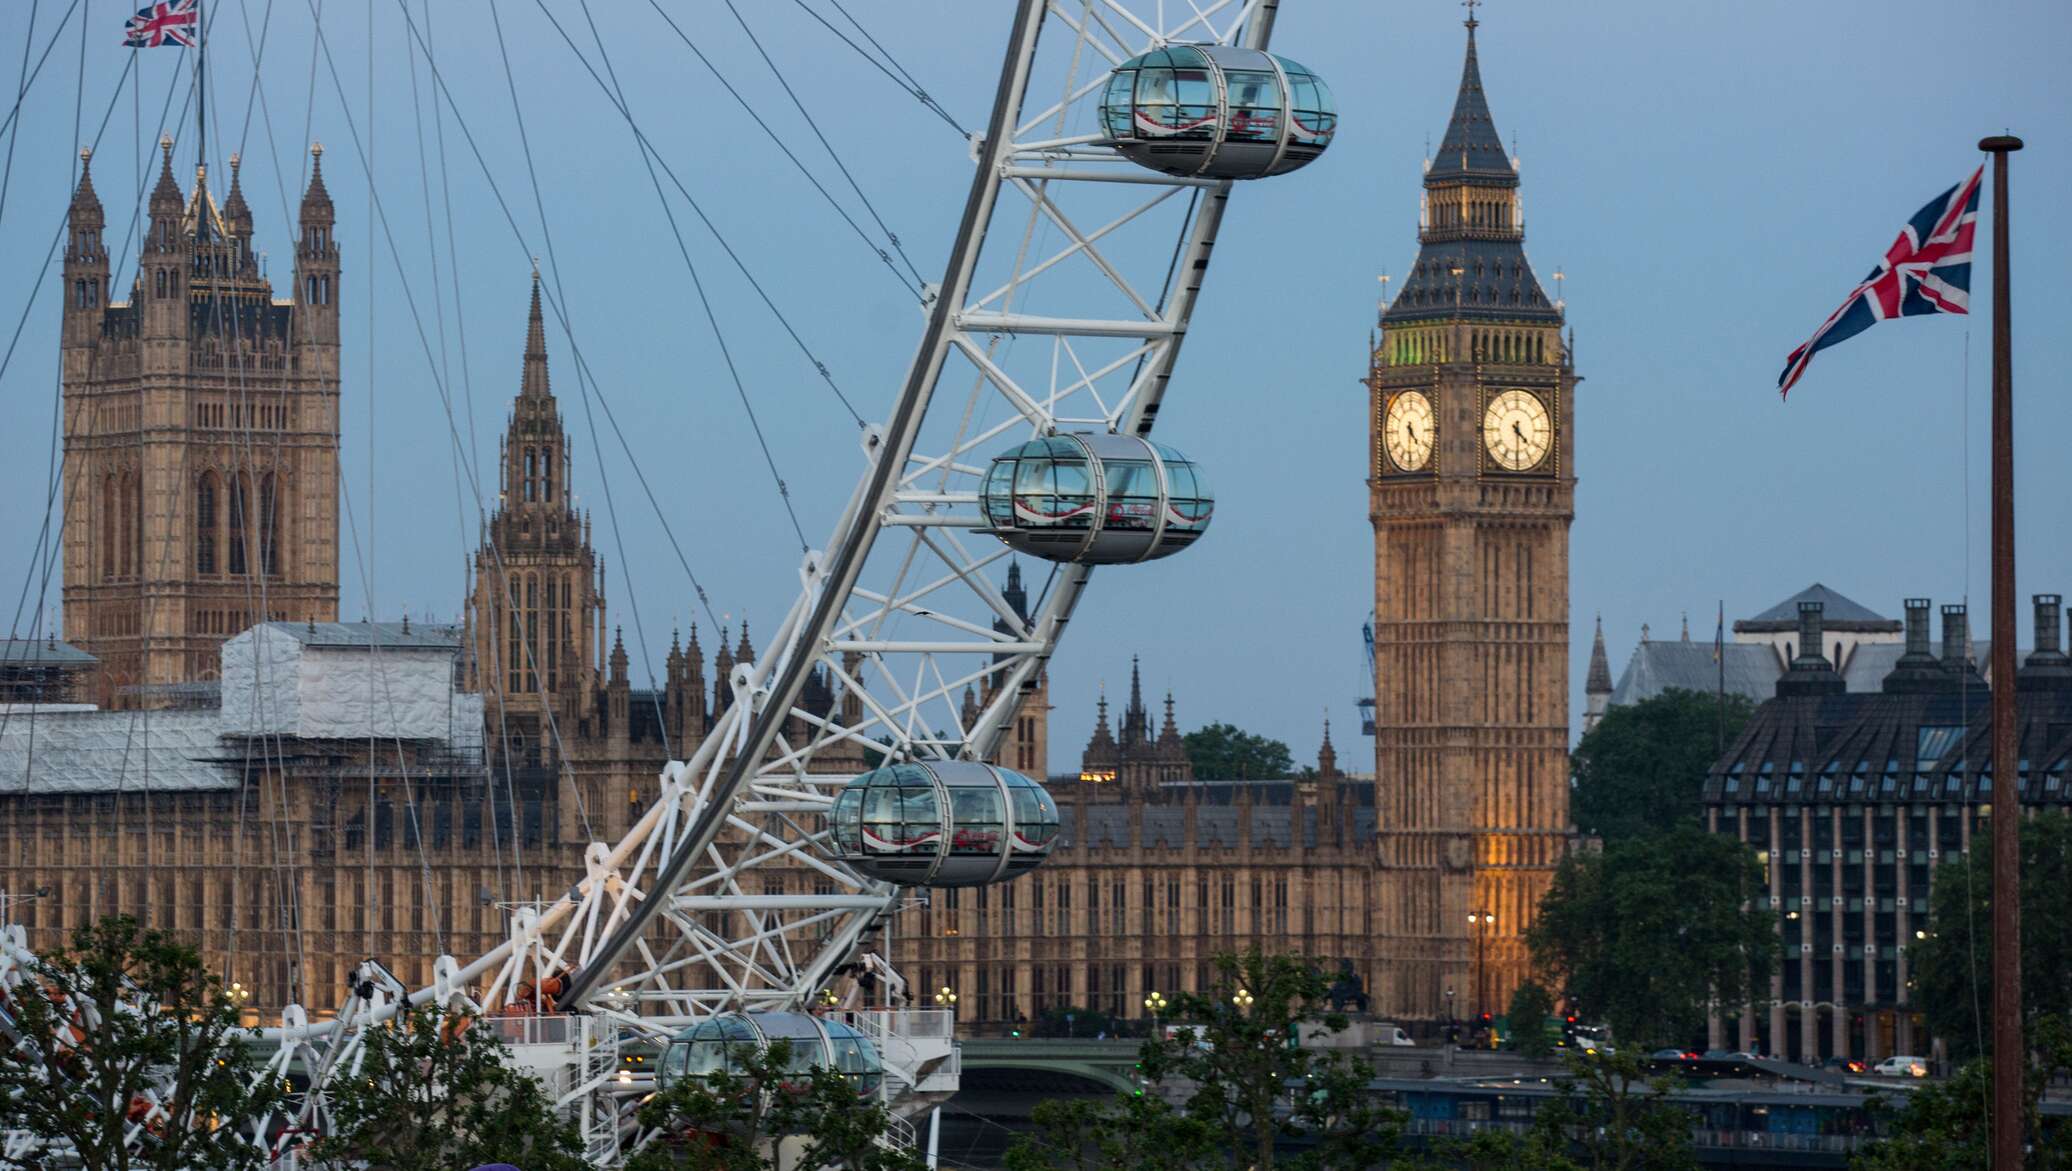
[{"xmin": 830, "ymin": 761, "xmax": 1060, "ymax": 887}]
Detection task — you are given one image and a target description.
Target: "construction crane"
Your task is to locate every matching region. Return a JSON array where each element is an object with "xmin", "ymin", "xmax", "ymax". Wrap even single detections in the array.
[{"xmin": 1358, "ymin": 613, "xmax": 1377, "ymax": 736}]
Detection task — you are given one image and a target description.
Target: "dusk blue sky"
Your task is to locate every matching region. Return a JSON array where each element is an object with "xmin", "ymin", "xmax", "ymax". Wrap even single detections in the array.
[{"xmin": 2, "ymin": 1, "xmax": 2068, "ymax": 769}]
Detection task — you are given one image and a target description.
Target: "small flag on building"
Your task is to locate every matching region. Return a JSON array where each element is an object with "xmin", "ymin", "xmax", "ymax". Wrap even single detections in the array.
[
  {"xmin": 1777, "ymin": 166, "xmax": 1981, "ymax": 398},
  {"xmin": 123, "ymin": 0, "xmax": 198, "ymax": 48}
]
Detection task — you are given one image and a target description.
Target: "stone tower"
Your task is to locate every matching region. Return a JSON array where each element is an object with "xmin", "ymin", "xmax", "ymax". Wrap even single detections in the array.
[
  {"xmin": 1368, "ymin": 15, "xmax": 1574, "ymax": 1020},
  {"xmin": 984, "ymin": 561, "xmax": 1050, "ymax": 777},
  {"xmin": 466, "ymin": 273, "xmax": 606, "ymax": 739},
  {"xmin": 61, "ymin": 140, "xmax": 341, "ymax": 706}
]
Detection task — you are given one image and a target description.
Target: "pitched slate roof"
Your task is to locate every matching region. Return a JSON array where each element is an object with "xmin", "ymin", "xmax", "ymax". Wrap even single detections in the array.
[
  {"xmin": 0, "ymin": 640, "xmax": 98, "ymax": 666},
  {"xmin": 1738, "ymin": 584, "xmax": 1896, "ymax": 631},
  {"xmin": 1609, "ymin": 640, "xmax": 1781, "ymax": 708}
]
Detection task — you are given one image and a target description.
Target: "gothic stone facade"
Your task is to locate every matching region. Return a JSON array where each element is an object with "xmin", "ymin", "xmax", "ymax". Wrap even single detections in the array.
[
  {"xmin": 1368, "ymin": 18, "xmax": 1575, "ymax": 1020},
  {"xmin": 60, "ymin": 141, "xmax": 341, "ymax": 706}
]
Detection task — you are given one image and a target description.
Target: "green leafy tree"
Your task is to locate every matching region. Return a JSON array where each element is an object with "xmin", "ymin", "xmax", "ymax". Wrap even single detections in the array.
[
  {"xmin": 0, "ymin": 915, "xmax": 280, "ymax": 1171},
  {"xmin": 1182, "ymin": 724, "xmax": 1294, "ymax": 781},
  {"xmin": 1414, "ymin": 1127, "xmax": 1581, "ymax": 1171},
  {"xmin": 626, "ymin": 1040, "xmax": 924, "ymax": 1171},
  {"xmin": 1002, "ymin": 1094, "xmax": 1219, "ymax": 1171},
  {"xmin": 1507, "ymin": 980, "xmax": 1556, "ymax": 1058},
  {"xmin": 1530, "ymin": 1049, "xmax": 1699, "ymax": 1171},
  {"xmin": 1570, "ymin": 688, "xmax": 1752, "ymax": 845},
  {"xmin": 1910, "ymin": 812, "xmax": 2072, "ymax": 1062},
  {"xmin": 1007, "ymin": 951, "xmax": 1405, "ymax": 1170},
  {"xmin": 310, "ymin": 1003, "xmax": 586, "ymax": 1171},
  {"xmin": 1527, "ymin": 827, "xmax": 1776, "ymax": 1049},
  {"xmin": 1853, "ymin": 1012, "xmax": 2072, "ymax": 1171}
]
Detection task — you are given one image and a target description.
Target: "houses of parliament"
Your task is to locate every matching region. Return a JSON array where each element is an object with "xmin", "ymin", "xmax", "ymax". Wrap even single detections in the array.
[{"xmin": 1, "ymin": 17, "xmax": 1574, "ymax": 1032}]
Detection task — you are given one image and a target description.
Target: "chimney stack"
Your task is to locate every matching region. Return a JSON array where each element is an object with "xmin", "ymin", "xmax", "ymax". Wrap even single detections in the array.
[
  {"xmin": 1777, "ymin": 602, "xmax": 1845, "ymax": 697},
  {"xmin": 2018, "ymin": 593, "xmax": 2072, "ymax": 691},
  {"xmin": 1940, "ymin": 604, "xmax": 1970, "ymax": 671},
  {"xmin": 1793, "ymin": 601, "xmax": 1828, "ymax": 668},
  {"xmin": 1882, "ymin": 598, "xmax": 1950, "ymax": 693}
]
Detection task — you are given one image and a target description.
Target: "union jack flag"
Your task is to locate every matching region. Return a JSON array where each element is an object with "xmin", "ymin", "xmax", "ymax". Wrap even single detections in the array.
[
  {"xmin": 123, "ymin": 0, "xmax": 198, "ymax": 48},
  {"xmin": 1778, "ymin": 166, "xmax": 1982, "ymax": 398}
]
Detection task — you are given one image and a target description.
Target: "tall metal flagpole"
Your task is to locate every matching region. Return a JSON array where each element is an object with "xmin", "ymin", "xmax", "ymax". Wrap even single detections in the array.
[
  {"xmin": 1977, "ymin": 131, "xmax": 2022, "ymax": 1171},
  {"xmin": 193, "ymin": 0, "xmax": 206, "ymax": 180}
]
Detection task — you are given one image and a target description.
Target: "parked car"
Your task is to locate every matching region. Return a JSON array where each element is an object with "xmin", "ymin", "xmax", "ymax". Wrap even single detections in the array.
[
  {"xmin": 1874, "ymin": 1055, "xmax": 1928, "ymax": 1078},
  {"xmin": 1650, "ymin": 1048, "xmax": 1689, "ymax": 1061}
]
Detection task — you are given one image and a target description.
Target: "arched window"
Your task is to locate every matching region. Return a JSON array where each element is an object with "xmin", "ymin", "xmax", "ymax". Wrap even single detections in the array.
[
  {"xmin": 227, "ymin": 473, "xmax": 248, "ymax": 575},
  {"xmin": 155, "ymin": 269, "xmax": 168, "ymax": 298},
  {"xmin": 524, "ymin": 575, "xmax": 539, "ymax": 692},
  {"xmin": 258, "ymin": 474, "xmax": 280, "ymax": 577},
  {"xmin": 101, "ymin": 475, "xmax": 118, "ymax": 580},
  {"xmin": 542, "ymin": 446, "xmax": 554, "ymax": 503},
  {"xmin": 506, "ymin": 599, "xmax": 523, "ymax": 695},
  {"xmin": 523, "ymin": 448, "xmax": 537, "ymax": 501},
  {"xmin": 320, "ymin": 275, "xmax": 331, "ymax": 305},
  {"xmin": 195, "ymin": 474, "xmax": 218, "ymax": 575},
  {"xmin": 123, "ymin": 473, "xmax": 141, "ymax": 579}
]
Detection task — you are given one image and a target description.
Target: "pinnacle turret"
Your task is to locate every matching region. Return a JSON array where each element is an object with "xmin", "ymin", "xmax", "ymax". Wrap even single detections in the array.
[
  {"xmin": 521, "ymin": 267, "xmax": 551, "ymax": 400},
  {"xmin": 300, "ymin": 142, "xmax": 332, "ymax": 215},
  {"xmin": 150, "ymin": 135, "xmax": 182, "ymax": 211},
  {"xmin": 1586, "ymin": 616, "xmax": 1613, "ymax": 696},
  {"xmin": 1428, "ymin": 15, "xmax": 1511, "ymax": 181},
  {"xmin": 222, "ymin": 152, "xmax": 253, "ymax": 236},
  {"xmin": 70, "ymin": 147, "xmax": 103, "ymax": 224}
]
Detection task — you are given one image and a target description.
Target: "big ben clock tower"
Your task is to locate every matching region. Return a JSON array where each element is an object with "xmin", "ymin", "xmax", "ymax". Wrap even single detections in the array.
[{"xmin": 1369, "ymin": 11, "xmax": 1574, "ymax": 1022}]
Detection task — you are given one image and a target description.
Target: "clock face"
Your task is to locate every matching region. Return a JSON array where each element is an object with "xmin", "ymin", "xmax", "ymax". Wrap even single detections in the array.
[
  {"xmin": 1382, "ymin": 391, "xmax": 1435, "ymax": 472},
  {"xmin": 1483, "ymin": 389, "xmax": 1552, "ymax": 471}
]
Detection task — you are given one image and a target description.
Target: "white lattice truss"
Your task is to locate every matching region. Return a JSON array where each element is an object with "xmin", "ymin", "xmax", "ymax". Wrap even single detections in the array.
[{"xmin": 5, "ymin": 1, "xmax": 1290, "ymax": 1163}]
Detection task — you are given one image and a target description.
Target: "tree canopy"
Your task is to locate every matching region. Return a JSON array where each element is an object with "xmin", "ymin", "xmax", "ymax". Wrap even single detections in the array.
[
  {"xmin": 1909, "ymin": 812, "xmax": 2072, "ymax": 1063},
  {"xmin": 0, "ymin": 916, "xmax": 280, "ymax": 1171},
  {"xmin": 1183, "ymin": 723, "xmax": 1294, "ymax": 781},
  {"xmin": 1570, "ymin": 688, "xmax": 1752, "ymax": 845},
  {"xmin": 311, "ymin": 1003, "xmax": 587, "ymax": 1171},
  {"xmin": 1507, "ymin": 980, "xmax": 1556, "ymax": 1058},
  {"xmin": 627, "ymin": 1041, "xmax": 923, "ymax": 1171},
  {"xmin": 1007, "ymin": 951, "xmax": 1402, "ymax": 1171},
  {"xmin": 1527, "ymin": 827, "xmax": 1776, "ymax": 1049}
]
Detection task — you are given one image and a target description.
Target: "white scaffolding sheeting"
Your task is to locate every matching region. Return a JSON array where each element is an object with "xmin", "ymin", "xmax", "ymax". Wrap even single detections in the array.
[
  {"xmin": 0, "ymin": 710, "xmax": 233, "ymax": 794},
  {"xmin": 222, "ymin": 623, "xmax": 471, "ymax": 742}
]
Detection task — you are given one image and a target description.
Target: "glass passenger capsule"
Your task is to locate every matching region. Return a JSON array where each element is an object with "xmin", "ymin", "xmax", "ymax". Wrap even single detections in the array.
[
  {"xmin": 830, "ymin": 761, "xmax": 1060, "ymax": 887},
  {"xmin": 979, "ymin": 433, "xmax": 1212, "ymax": 565},
  {"xmin": 1099, "ymin": 45, "xmax": 1335, "ymax": 179},
  {"xmin": 658, "ymin": 1011, "xmax": 882, "ymax": 1097}
]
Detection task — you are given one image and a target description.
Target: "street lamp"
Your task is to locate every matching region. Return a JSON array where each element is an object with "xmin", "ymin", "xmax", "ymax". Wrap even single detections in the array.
[
  {"xmin": 1144, "ymin": 990, "xmax": 1168, "ymax": 1031},
  {"xmin": 933, "ymin": 985, "xmax": 958, "ymax": 1009},
  {"xmin": 1467, "ymin": 910, "xmax": 1495, "ymax": 1020},
  {"xmin": 1232, "ymin": 987, "xmax": 1254, "ymax": 1013}
]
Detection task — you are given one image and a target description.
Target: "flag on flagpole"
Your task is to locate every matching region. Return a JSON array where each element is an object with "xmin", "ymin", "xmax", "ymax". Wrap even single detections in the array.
[
  {"xmin": 123, "ymin": 0, "xmax": 198, "ymax": 47},
  {"xmin": 1777, "ymin": 166, "xmax": 1982, "ymax": 398},
  {"xmin": 1712, "ymin": 601, "xmax": 1724, "ymax": 665}
]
